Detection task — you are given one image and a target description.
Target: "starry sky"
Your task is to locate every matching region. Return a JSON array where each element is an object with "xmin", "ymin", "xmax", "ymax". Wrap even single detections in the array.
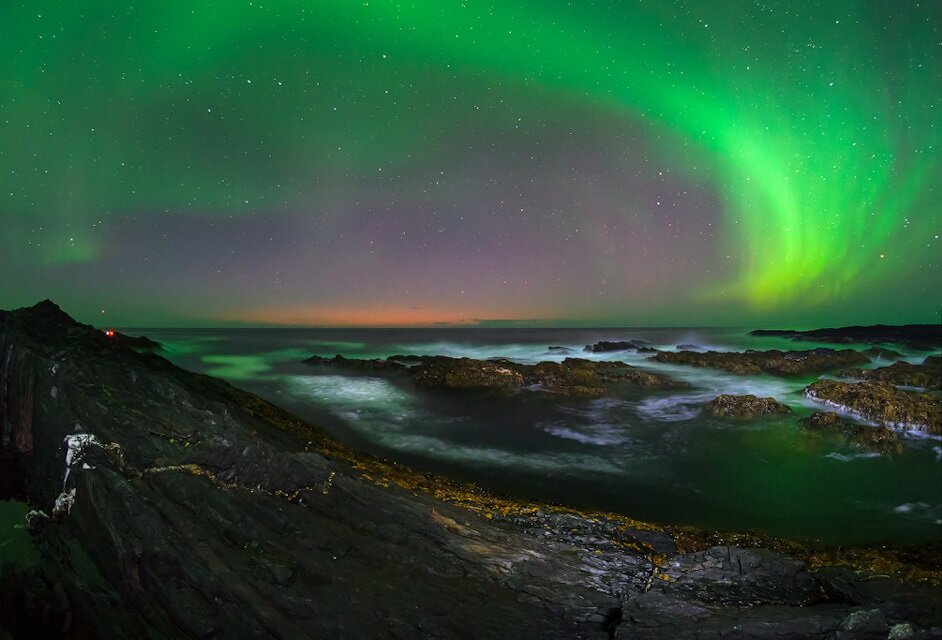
[{"xmin": 1, "ymin": 1, "xmax": 939, "ymax": 327}]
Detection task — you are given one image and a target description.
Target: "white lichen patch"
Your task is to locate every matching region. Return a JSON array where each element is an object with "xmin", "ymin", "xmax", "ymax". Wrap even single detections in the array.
[
  {"xmin": 64, "ymin": 433, "xmax": 101, "ymax": 478},
  {"xmin": 52, "ymin": 489, "xmax": 76, "ymax": 519}
]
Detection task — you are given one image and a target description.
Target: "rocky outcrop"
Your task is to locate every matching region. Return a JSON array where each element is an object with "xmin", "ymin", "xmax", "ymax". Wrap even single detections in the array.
[
  {"xmin": 839, "ymin": 357, "xmax": 942, "ymax": 390},
  {"xmin": 584, "ymin": 340, "xmax": 658, "ymax": 353},
  {"xmin": 306, "ymin": 354, "xmax": 682, "ymax": 397},
  {"xmin": 799, "ymin": 412, "xmax": 903, "ymax": 455},
  {"xmin": 749, "ymin": 325, "xmax": 942, "ymax": 350},
  {"xmin": 547, "ymin": 346, "xmax": 575, "ymax": 355},
  {"xmin": 651, "ymin": 348, "xmax": 869, "ymax": 376},
  {"xmin": 704, "ymin": 395, "xmax": 792, "ymax": 419},
  {"xmin": 803, "ymin": 380, "xmax": 942, "ymax": 434},
  {"xmin": 1, "ymin": 301, "xmax": 940, "ymax": 639}
]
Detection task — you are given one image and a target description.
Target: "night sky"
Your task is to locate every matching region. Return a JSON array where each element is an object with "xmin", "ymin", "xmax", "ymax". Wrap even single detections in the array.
[{"xmin": 1, "ymin": 1, "xmax": 939, "ymax": 327}]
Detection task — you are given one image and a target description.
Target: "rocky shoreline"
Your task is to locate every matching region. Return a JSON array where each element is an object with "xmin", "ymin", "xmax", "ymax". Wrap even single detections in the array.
[
  {"xmin": 1, "ymin": 302, "xmax": 940, "ymax": 638},
  {"xmin": 749, "ymin": 324, "xmax": 942, "ymax": 351}
]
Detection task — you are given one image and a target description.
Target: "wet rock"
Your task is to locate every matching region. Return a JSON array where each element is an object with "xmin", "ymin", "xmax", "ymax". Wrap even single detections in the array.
[
  {"xmin": 803, "ymin": 380, "xmax": 941, "ymax": 434},
  {"xmin": 749, "ymin": 324, "xmax": 942, "ymax": 350},
  {"xmin": 303, "ymin": 354, "xmax": 407, "ymax": 374},
  {"xmin": 839, "ymin": 358, "xmax": 942, "ymax": 390},
  {"xmin": 651, "ymin": 348, "xmax": 869, "ymax": 376},
  {"xmin": 704, "ymin": 394, "xmax": 792, "ymax": 419},
  {"xmin": 799, "ymin": 412, "xmax": 902, "ymax": 455},
  {"xmin": 584, "ymin": 340, "xmax": 657, "ymax": 353},
  {"xmin": 412, "ymin": 356, "xmax": 526, "ymax": 392},
  {"xmin": 304, "ymin": 353, "xmax": 682, "ymax": 397},
  {"xmin": 661, "ymin": 546, "xmax": 823, "ymax": 606},
  {"xmin": 675, "ymin": 344, "xmax": 702, "ymax": 351},
  {"xmin": 547, "ymin": 346, "xmax": 575, "ymax": 355}
]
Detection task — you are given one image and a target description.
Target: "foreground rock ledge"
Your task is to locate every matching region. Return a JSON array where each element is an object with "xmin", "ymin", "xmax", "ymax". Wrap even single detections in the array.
[{"xmin": 1, "ymin": 301, "xmax": 940, "ymax": 639}]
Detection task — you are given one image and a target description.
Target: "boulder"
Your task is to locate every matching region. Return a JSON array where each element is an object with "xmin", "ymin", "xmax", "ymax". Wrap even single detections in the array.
[
  {"xmin": 547, "ymin": 346, "xmax": 575, "ymax": 355},
  {"xmin": 584, "ymin": 340, "xmax": 657, "ymax": 353},
  {"xmin": 704, "ymin": 395, "xmax": 792, "ymax": 419}
]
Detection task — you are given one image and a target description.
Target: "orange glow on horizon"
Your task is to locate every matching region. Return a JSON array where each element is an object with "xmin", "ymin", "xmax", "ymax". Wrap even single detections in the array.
[{"xmin": 218, "ymin": 305, "xmax": 540, "ymax": 327}]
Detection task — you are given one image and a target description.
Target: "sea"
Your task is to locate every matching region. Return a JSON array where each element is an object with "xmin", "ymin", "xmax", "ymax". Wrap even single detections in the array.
[{"xmin": 129, "ymin": 326, "xmax": 942, "ymax": 546}]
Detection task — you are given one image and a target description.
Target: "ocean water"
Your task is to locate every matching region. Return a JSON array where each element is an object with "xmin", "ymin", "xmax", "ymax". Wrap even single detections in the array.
[{"xmin": 133, "ymin": 326, "xmax": 942, "ymax": 545}]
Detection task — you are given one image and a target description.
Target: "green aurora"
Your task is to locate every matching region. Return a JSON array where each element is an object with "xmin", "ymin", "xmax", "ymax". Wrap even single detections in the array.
[{"xmin": 0, "ymin": 1, "xmax": 939, "ymax": 326}]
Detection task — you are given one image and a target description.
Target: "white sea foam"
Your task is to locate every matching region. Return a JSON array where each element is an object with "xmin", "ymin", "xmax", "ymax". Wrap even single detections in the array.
[
  {"xmin": 386, "ymin": 433, "xmax": 623, "ymax": 474},
  {"xmin": 825, "ymin": 452, "xmax": 881, "ymax": 462},
  {"xmin": 538, "ymin": 422, "xmax": 630, "ymax": 446},
  {"xmin": 635, "ymin": 394, "xmax": 706, "ymax": 422}
]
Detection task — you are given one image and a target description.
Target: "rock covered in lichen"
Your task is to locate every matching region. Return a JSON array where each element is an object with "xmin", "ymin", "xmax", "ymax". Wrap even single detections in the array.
[
  {"xmin": 651, "ymin": 348, "xmax": 869, "ymax": 377},
  {"xmin": 838, "ymin": 357, "xmax": 942, "ymax": 390},
  {"xmin": 412, "ymin": 356, "xmax": 526, "ymax": 391},
  {"xmin": 704, "ymin": 395, "xmax": 792, "ymax": 419},
  {"xmin": 803, "ymin": 380, "xmax": 941, "ymax": 434},
  {"xmin": 304, "ymin": 353, "xmax": 683, "ymax": 397},
  {"xmin": 798, "ymin": 412, "xmax": 902, "ymax": 455}
]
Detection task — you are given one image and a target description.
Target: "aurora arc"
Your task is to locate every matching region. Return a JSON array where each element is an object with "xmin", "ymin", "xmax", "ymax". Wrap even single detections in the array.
[{"xmin": 1, "ymin": 1, "xmax": 939, "ymax": 324}]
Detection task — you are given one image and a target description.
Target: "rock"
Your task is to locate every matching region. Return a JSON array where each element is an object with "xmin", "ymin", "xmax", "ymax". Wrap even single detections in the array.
[
  {"xmin": 704, "ymin": 394, "xmax": 792, "ymax": 419},
  {"xmin": 304, "ymin": 354, "xmax": 683, "ymax": 397},
  {"xmin": 303, "ymin": 354, "xmax": 407, "ymax": 374},
  {"xmin": 749, "ymin": 325, "xmax": 942, "ymax": 350},
  {"xmin": 803, "ymin": 380, "xmax": 942, "ymax": 434},
  {"xmin": 798, "ymin": 412, "xmax": 902, "ymax": 455},
  {"xmin": 651, "ymin": 348, "xmax": 869, "ymax": 376},
  {"xmin": 547, "ymin": 346, "xmax": 575, "ymax": 355},
  {"xmin": 838, "ymin": 358, "xmax": 942, "ymax": 390},
  {"xmin": 412, "ymin": 356, "xmax": 526, "ymax": 392},
  {"xmin": 675, "ymin": 344, "xmax": 703, "ymax": 351},
  {"xmin": 584, "ymin": 340, "xmax": 657, "ymax": 353}
]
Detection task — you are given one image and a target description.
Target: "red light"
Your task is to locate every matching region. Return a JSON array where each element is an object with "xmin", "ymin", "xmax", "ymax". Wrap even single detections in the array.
[{"xmin": 105, "ymin": 330, "xmax": 115, "ymax": 337}]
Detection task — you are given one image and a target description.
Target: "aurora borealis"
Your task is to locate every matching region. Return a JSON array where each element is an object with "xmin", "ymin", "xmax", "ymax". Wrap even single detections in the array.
[{"xmin": 1, "ymin": 1, "xmax": 939, "ymax": 327}]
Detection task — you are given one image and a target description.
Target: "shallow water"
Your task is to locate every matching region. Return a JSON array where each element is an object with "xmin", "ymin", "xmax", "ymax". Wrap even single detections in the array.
[{"xmin": 134, "ymin": 326, "xmax": 942, "ymax": 545}]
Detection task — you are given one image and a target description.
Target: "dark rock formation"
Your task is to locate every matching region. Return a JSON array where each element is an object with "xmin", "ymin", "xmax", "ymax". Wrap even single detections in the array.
[
  {"xmin": 676, "ymin": 344, "xmax": 703, "ymax": 351},
  {"xmin": 749, "ymin": 325, "xmax": 942, "ymax": 350},
  {"xmin": 803, "ymin": 380, "xmax": 942, "ymax": 435},
  {"xmin": 704, "ymin": 395, "xmax": 793, "ymax": 419},
  {"xmin": 547, "ymin": 346, "xmax": 575, "ymax": 355},
  {"xmin": 839, "ymin": 357, "xmax": 942, "ymax": 390},
  {"xmin": 2, "ymin": 300, "xmax": 940, "ymax": 639},
  {"xmin": 584, "ymin": 339, "xmax": 657, "ymax": 353},
  {"xmin": 651, "ymin": 348, "xmax": 869, "ymax": 376},
  {"xmin": 306, "ymin": 354, "xmax": 682, "ymax": 397},
  {"xmin": 799, "ymin": 412, "xmax": 903, "ymax": 455}
]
